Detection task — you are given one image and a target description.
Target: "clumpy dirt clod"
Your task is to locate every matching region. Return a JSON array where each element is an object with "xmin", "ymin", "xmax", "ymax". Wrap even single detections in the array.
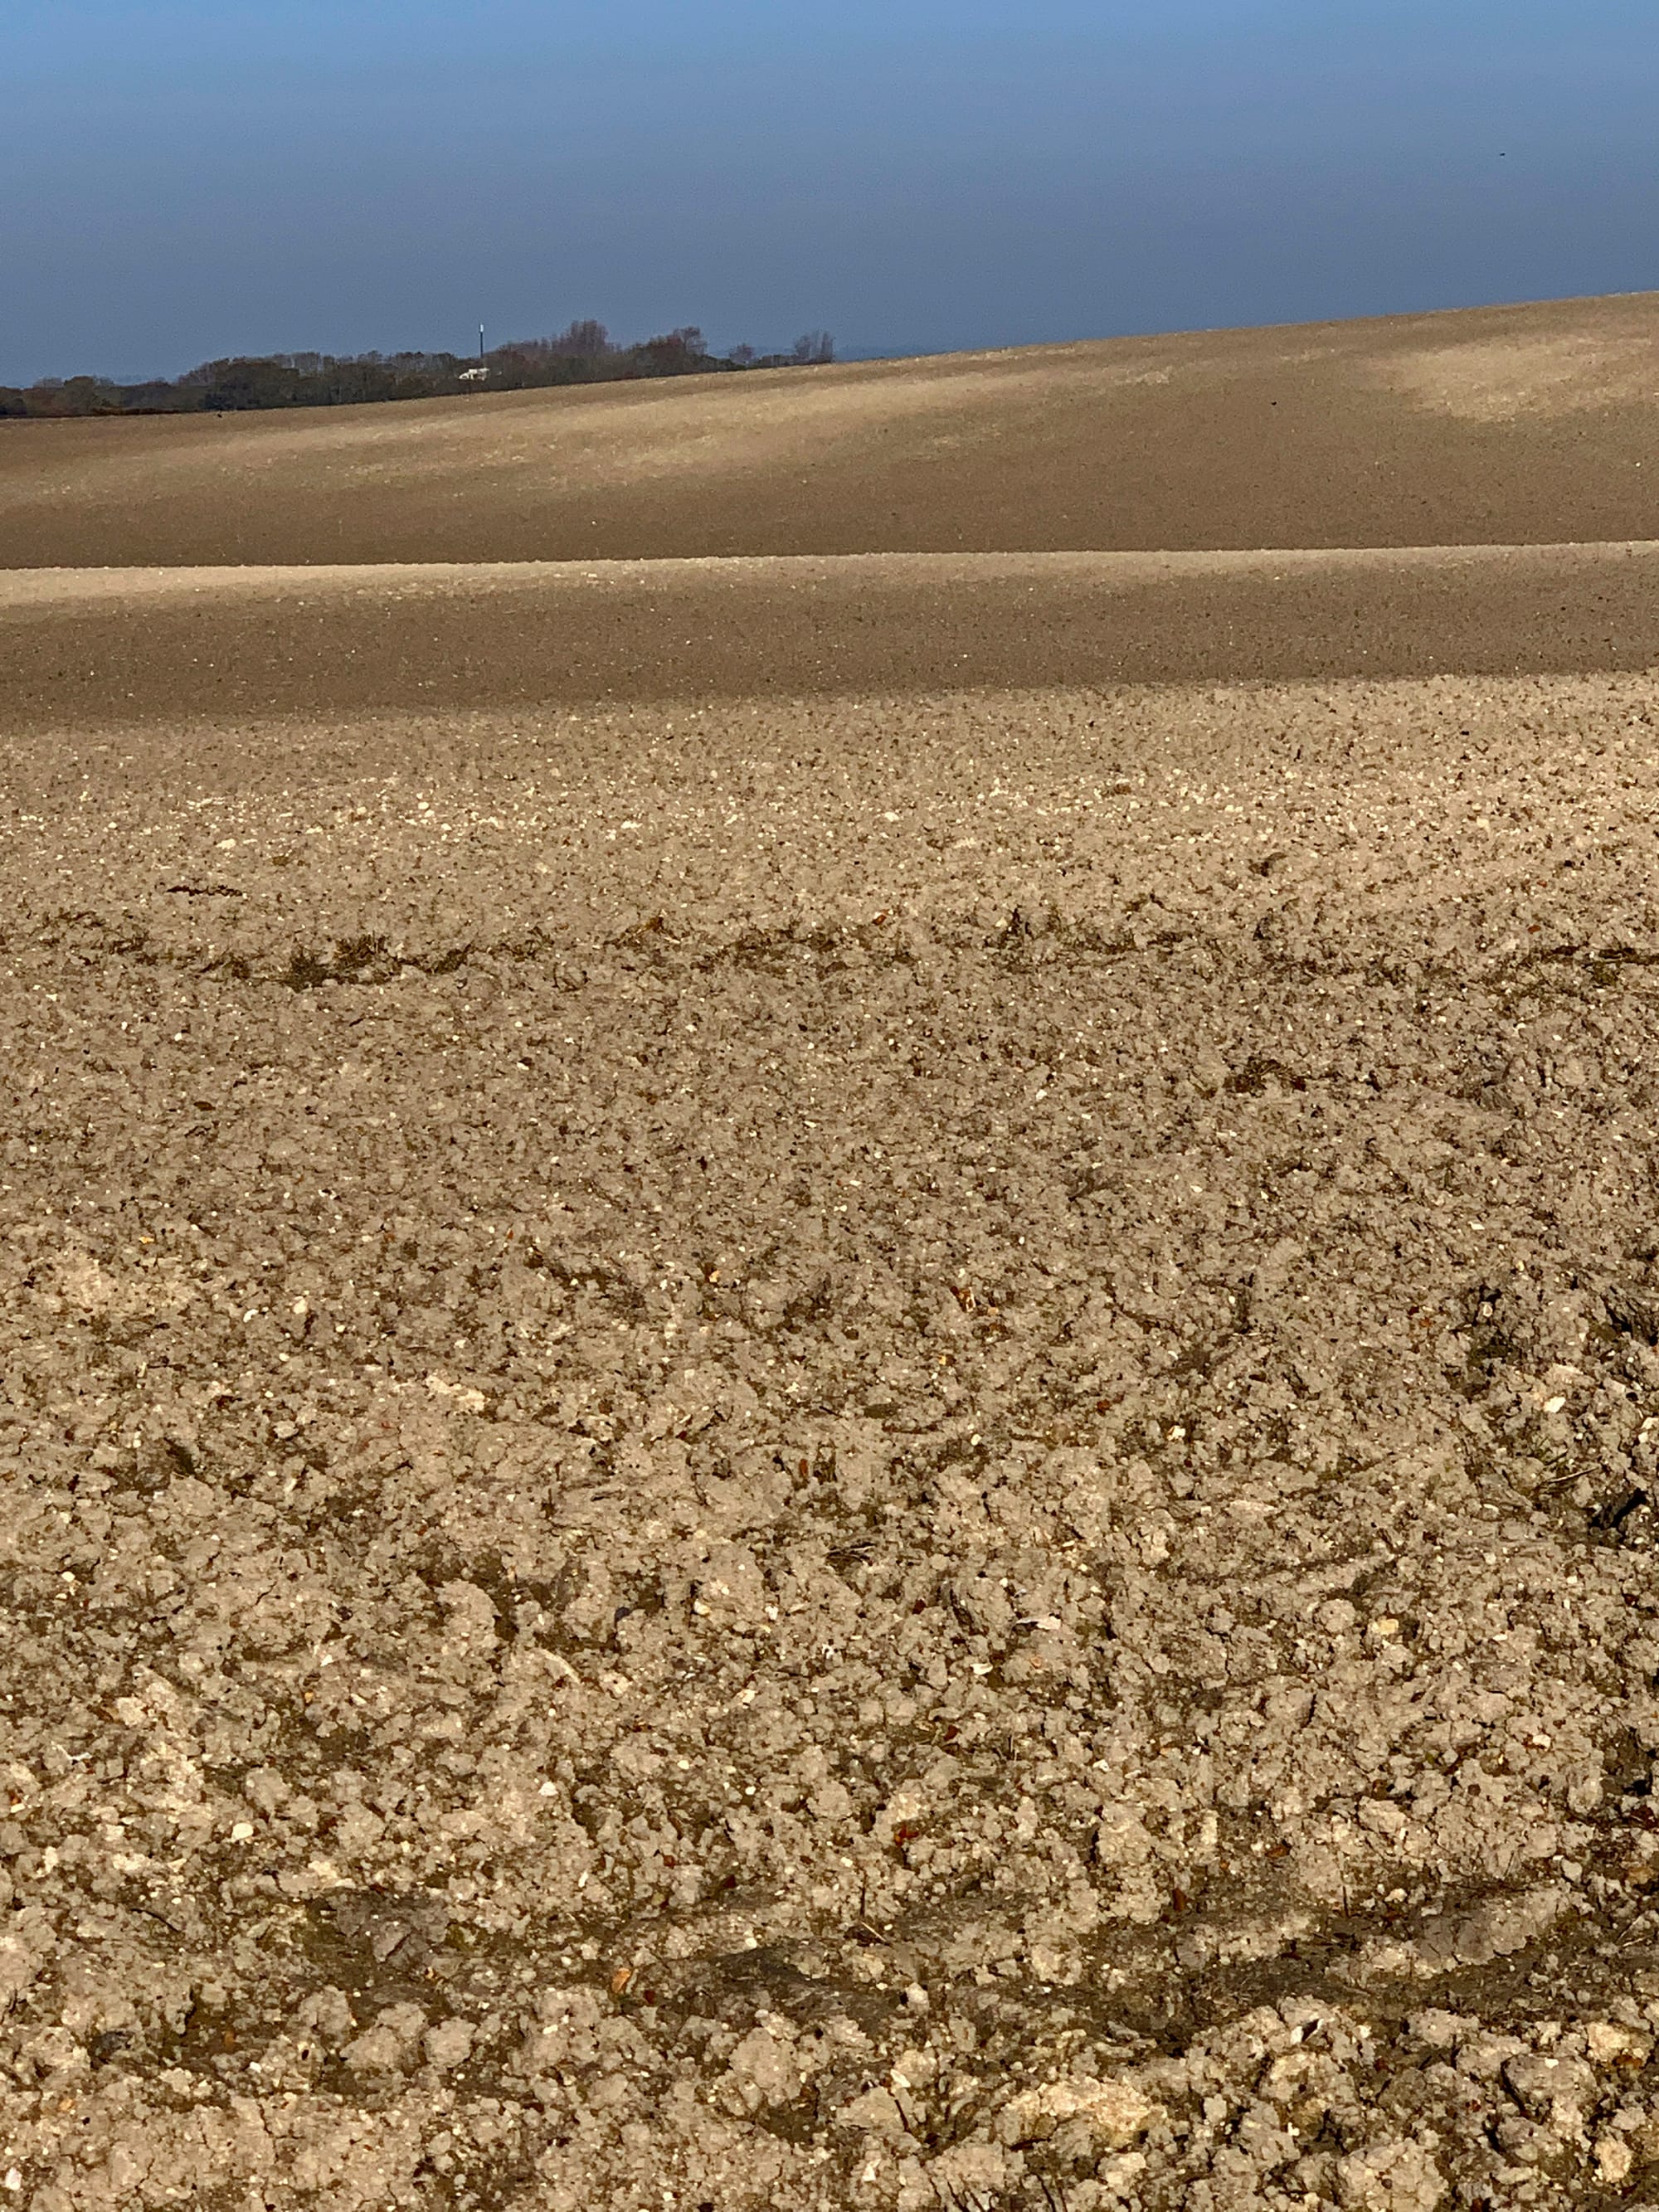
[{"xmin": 2, "ymin": 670, "xmax": 1659, "ymax": 2208}]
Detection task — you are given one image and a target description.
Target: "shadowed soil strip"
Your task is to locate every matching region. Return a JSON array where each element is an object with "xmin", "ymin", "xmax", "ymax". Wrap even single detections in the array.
[
  {"xmin": 8, "ymin": 543, "xmax": 1659, "ymax": 736},
  {"xmin": 2, "ymin": 671, "xmax": 1659, "ymax": 2205}
]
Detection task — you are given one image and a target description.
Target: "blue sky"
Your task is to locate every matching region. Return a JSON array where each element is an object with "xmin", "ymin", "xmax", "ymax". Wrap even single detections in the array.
[{"xmin": 6, "ymin": 0, "xmax": 1657, "ymax": 382}]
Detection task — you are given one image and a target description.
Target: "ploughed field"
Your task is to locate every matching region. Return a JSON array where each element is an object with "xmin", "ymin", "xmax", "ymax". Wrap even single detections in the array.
[
  {"xmin": 2, "ymin": 299, "xmax": 1659, "ymax": 2211},
  {"xmin": 7, "ymin": 289, "xmax": 1659, "ymax": 569}
]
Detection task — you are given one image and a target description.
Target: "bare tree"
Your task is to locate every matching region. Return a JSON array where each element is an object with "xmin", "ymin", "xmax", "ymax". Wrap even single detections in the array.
[
  {"xmin": 635, "ymin": 328, "xmax": 709, "ymax": 375},
  {"xmin": 553, "ymin": 318, "xmax": 611, "ymax": 359}
]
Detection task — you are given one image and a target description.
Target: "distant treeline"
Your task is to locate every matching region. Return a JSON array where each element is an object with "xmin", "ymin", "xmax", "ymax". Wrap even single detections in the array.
[{"xmin": 0, "ymin": 322, "xmax": 835, "ymax": 419}]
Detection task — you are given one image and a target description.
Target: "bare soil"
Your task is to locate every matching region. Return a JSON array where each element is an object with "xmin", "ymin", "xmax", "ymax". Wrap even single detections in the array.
[
  {"xmin": 4, "ymin": 292, "xmax": 1659, "ymax": 566},
  {"xmin": 2, "ymin": 299, "xmax": 1659, "ymax": 2211},
  {"xmin": 9, "ymin": 547, "xmax": 1659, "ymax": 735}
]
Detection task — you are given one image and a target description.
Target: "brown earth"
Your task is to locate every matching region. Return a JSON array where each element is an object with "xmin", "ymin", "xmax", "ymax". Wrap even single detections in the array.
[
  {"xmin": 8, "ymin": 546, "xmax": 1659, "ymax": 734},
  {"xmin": 3, "ymin": 290, "xmax": 1659, "ymax": 567},
  {"xmin": 2, "ymin": 300, "xmax": 1659, "ymax": 2212}
]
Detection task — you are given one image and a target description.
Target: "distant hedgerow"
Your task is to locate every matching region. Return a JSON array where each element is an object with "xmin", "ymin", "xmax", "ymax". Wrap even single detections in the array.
[{"xmin": 0, "ymin": 323, "xmax": 834, "ymax": 420}]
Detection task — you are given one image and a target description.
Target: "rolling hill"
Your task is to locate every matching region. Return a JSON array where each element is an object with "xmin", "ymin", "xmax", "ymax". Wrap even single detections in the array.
[{"xmin": 2, "ymin": 289, "xmax": 1658, "ymax": 569}]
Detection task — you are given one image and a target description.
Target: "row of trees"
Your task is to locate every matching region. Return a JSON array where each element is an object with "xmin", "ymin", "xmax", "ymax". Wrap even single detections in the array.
[{"xmin": 0, "ymin": 323, "xmax": 836, "ymax": 419}]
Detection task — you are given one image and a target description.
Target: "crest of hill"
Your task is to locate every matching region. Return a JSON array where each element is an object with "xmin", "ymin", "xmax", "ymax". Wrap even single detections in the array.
[{"xmin": 3, "ymin": 291, "xmax": 1659, "ymax": 569}]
